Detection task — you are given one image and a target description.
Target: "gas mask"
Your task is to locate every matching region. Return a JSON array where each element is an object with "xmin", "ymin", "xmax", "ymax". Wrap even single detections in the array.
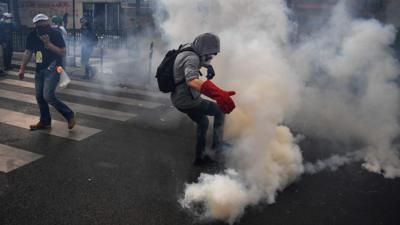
[
  {"xmin": 201, "ymin": 54, "xmax": 217, "ymax": 80},
  {"xmin": 36, "ymin": 24, "xmax": 50, "ymax": 36},
  {"xmin": 201, "ymin": 54, "xmax": 215, "ymax": 66}
]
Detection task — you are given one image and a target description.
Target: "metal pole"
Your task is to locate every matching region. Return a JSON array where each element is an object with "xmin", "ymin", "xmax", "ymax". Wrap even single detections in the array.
[
  {"xmin": 136, "ymin": 0, "xmax": 141, "ymax": 17},
  {"xmin": 100, "ymin": 36, "xmax": 104, "ymax": 73},
  {"xmin": 72, "ymin": 0, "xmax": 76, "ymax": 66},
  {"xmin": 148, "ymin": 41, "xmax": 153, "ymax": 83}
]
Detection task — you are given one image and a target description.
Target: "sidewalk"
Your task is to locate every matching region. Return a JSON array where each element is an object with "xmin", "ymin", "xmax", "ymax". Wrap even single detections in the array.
[{"xmin": 10, "ymin": 51, "xmax": 158, "ymax": 92}]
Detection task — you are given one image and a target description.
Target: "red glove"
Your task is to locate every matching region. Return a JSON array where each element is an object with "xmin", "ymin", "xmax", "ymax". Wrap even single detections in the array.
[{"xmin": 200, "ymin": 80, "xmax": 236, "ymax": 114}]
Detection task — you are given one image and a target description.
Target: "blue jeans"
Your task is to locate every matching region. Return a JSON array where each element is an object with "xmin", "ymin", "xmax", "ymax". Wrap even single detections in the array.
[
  {"xmin": 81, "ymin": 45, "xmax": 94, "ymax": 76},
  {"xmin": 35, "ymin": 69, "xmax": 74, "ymax": 125},
  {"xmin": 178, "ymin": 100, "xmax": 225, "ymax": 160}
]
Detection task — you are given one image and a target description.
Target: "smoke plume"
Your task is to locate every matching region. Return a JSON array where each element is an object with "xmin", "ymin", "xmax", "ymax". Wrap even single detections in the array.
[
  {"xmin": 288, "ymin": 2, "xmax": 400, "ymax": 178},
  {"xmin": 304, "ymin": 151, "xmax": 364, "ymax": 174},
  {"xmin": 155, "ymin": 0, "xmax": 400, "ymax": 223}
]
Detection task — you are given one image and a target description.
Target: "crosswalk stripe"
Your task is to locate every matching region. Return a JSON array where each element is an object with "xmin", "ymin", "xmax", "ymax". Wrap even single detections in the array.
[
  {"xmin": 0, "ymin": 89, "xmax": 136, "ymax": 121},
  {"xmin": 71, "ymin": 79, "xmax": 168, "ymax": 99},
  {"xmin": 0, "ymin": 143, "xmax": 43, "ymax": 173},
  {"xmin": 0, "ymin": 107, "xmax": 101, "ymax": 141},
  {"xmin": 0, "ymin": 79, "xmax": 163, "ymax": 109},
  {"xmin": 7, "ymin": 71, "xmax": 169, "ymax": 99}
]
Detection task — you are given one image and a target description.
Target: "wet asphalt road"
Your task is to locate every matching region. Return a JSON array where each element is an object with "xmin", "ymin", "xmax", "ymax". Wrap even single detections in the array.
[{"xmin": 0, "ymin": 70, "xmax": 399, "ymax": 225}]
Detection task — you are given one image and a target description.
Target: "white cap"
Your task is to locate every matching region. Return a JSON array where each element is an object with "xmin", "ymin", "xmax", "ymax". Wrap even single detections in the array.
[
  {"xmin": 32, "ymin": 13, "xmax": 49, "ymax": 23},
  {"xmin": 2, "ymin": 12, "xmax": 12, "ymax": 18}
]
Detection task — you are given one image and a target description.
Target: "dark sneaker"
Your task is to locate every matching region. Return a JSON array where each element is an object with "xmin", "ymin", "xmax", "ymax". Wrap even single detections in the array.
[
  {"xmin": 30, "ymin": 122, "xmax": 51, "ymax": 131},
  {"xmin": 214, "ymin": 142, "xmax": 233, "ymax": 153},
  {"xmin": 193, "ymin": 155, "xmax": 217, "ymax": 167},
  {"xmin": 68, "ymin": 114, "xmax": 76, "ymax": 129},
  {"xmin": 89, "ymin": 68, "xmax": 97, "ymax": 79}
]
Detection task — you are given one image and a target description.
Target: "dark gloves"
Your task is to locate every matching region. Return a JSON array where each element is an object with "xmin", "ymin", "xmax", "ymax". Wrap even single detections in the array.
[
  {"xmin": 205, "ymin": 65, "xmax": 215, "ymax": 80},
  {"xmin": 200, "ymin": 80, "xmax": 236, "ymax": 114}
]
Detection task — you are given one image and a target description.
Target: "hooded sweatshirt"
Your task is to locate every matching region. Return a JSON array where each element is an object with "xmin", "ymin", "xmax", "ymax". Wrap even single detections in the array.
[{"xmin": 171, "ymin": 33, "xmax": 220, "ymax": 109}]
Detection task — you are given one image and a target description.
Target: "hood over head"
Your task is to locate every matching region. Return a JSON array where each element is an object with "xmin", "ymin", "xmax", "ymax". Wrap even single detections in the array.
[{"xmin": 192, "ymin": 33, "xmax": 220, "ymax": 56}]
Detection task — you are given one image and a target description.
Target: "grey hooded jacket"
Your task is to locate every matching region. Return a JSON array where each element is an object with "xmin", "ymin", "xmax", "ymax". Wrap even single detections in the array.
[{"xmin": 171, "ymin": 33, "xmax": 220, "ymax": 109}]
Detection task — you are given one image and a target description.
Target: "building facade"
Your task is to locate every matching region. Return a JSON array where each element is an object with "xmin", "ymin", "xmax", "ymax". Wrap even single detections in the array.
[
  {"xmin": 288, "ymin": 0, "xmax": 400, "ymax": 27},
  {"xmin": 4, "ymin": 1, "xmax": 399, "ymax": 31},
  {"xmin": 7, "ymin": 0, "xmax": 154, "ymax": 32},
  {"xmin": 0, "ymin": 0, "xmax": 10, "ymax": 15}
]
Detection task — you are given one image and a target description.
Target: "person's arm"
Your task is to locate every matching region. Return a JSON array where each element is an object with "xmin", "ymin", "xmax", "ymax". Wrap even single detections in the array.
[
  {"xmin": 187, "ymin": 78, "xmax": 204, "ymax": 91},
  {"xmin": 186, "ymin": 65, "xmax": 216, "ymax": 89},
  {"xmin": 18, "ymin": 50, "xmax": 33, "ymax": 80},
  {"xmin": 182, "ymin": 55, "xmax": 204, "ymax": 90},
  {"xmin": 39, "ymin": 35, "xmax": 66, "ymax": 57},
  {"xmin": 184, "ymin": 58, "xmax": 236, "ymax": 114}
]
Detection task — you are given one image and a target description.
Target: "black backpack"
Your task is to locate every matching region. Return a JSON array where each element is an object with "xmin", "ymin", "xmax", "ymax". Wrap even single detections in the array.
[{"xmin": 155, "ymin": 46, "xmax": 194, "ymax": 93}]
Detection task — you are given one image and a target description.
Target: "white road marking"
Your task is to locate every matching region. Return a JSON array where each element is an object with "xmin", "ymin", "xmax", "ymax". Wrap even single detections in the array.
[
  {"xmin": 0, "ymin": 107, "xmax": 101, "ymax": 141},
  {"xmin": 0, "ymin": 79, "xmax": 163, "ymax": 109},
  {"xmin": 0, "ymin": 143, "xmax": 43, "ymax": 173},
  {"xmin": 7, "ymin": 70, "xmax": 169, "ymax": 99},
  {"xmin": 0, "ymin": 89, "xmax": 136, "ymax": 121}
]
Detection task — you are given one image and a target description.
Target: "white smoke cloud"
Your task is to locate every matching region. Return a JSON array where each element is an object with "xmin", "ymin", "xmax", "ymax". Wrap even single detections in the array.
[
  {"xmin": 288, "ymin": 2, "xmax": 400, "ymax": 178},
  {"xmin": 155, "ymin": 0, "xmax": 400, "ymax": 223},
  {"xmin": 180, "ymin": 126, "xmax": 303, "ymax": 224},
  {"xmin": 180, "ymin": 169, "xmax": 250, "ymax": 224},
  {"xmin": 304, "ymin": 151, "xmax": 364, "ymax": 174}
]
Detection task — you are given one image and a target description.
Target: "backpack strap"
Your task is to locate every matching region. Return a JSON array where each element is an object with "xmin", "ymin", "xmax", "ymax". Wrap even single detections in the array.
[
  {"xmin": 178, "ymin": 46, "xmax": 195, "ymax": 53},
  {"xmin": 174, "ymin": 46, "xmax": 196, "ymax": 86}
]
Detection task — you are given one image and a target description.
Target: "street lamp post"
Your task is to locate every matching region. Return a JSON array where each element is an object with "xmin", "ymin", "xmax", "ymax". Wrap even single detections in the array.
[
  {"xmin": 136, "ymin": 0, "xmax": 141, "ymax": 16},
  {"xmin": 72, "ymin": 0, "xmax": 76, "ymax": 66}
]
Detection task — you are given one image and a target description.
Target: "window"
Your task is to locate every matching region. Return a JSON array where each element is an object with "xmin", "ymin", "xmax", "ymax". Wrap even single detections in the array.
[{"xmin": 82, "ymin": 2, "xmax": 120, "ymax": 32}]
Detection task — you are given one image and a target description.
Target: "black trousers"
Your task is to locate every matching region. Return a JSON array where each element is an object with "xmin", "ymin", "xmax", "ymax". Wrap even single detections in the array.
[
  {"xmin": 179, "ymin": 99, "xmax": 225, "ymax": 160},
  {"xmin": 3, "ymin": 40, "xmax": 13, "ymax": 69},
  {"xmin": 0, "ymin": 44, "xmax": 4, "ymax": 72}
]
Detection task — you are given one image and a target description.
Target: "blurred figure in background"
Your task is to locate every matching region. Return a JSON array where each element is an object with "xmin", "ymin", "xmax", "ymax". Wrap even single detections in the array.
[
  {"xmin": 51, "ymin": 16, "xmax": 67, "ymax": 42},
  {"xmin": 0, "ymin": 34, "xmax": 4, "ymax": 76},
  {"xmin": 127, "ymin": 18, "xmax": 138, "ymax": 57},
  {"xmin": 80, "ymin": 16, "xmax": 98, "ymax": 79},
  {"xmin": 0, "ymin": 12, "xmax": 14, "ymax": 71},
  {"xmin": 63, "ymin": 13, "xmax": 68, "ymax": 29},
  {"xmin": 394, "ymin": 28, "xmax": 400, "ymax": 60},
  {"xmin": 52, "ymin": 16, "xmax": 68, "ymax": 67}
]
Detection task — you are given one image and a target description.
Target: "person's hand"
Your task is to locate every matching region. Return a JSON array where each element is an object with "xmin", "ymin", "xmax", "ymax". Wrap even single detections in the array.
[
  {"xmin": 39, "ymin": 35, "xmax": 50, "ymax": 48},
  {"xmin": 200, "ymin": 80, "xmax": 236, "ymax": 114},
  {"xmin": 214, "ymin": 91, "xmax": 236, "ymax": 114},
  {"xmin": 18, "ymin": 68, "xmax": 25, "ymax": 80}
]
